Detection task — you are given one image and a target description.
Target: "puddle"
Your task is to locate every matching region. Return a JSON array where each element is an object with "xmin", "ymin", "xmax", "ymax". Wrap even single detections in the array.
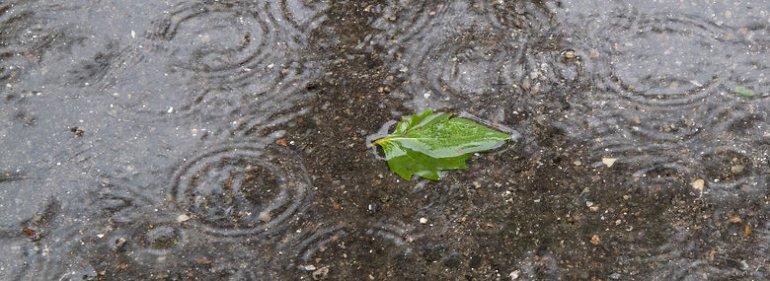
[{"xmin": 1, "ymin": 0, "xmax": 769, "ymax": 279}]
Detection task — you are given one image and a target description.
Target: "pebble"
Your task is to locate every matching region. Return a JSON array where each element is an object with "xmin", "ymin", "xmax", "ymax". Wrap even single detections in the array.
[
  {"xmin": 299, "ymin": 265, "xmax": 316, "ymax": 271},
  {"xmin": 312, "ymin": 266, "xmax": 330, "ymax": 280},
  {"xmin": 176, "ymin": 214, "xmax": 190, "ymax": 222},
  {"xmin": 691, "ymin": 179, "xmax": 705, "ymax": 192},
  {"xmin": 590, "ymin": 234, "xmax": 601, "ymax": 245},
  {"xmin": 194, "ymin": 256, "xmax": 212, "ymax": 265},
  {"xmin": 258, "ymin": 211, "xmax": 271, "ymax": 222},
  {"xmin": 601, "ymin": 157, "xmax": 617, "ymax": 167},
  {"xmin": 70, "ymin": 127, "xmax": 85, "ymax": 137},
  {"xmin": 563, "ymin": 50, "xmax": 576, "ymax": 59},
  {"xmin": 509, "ymin": 270, "xmax": 520, "ymax": 280},
  {"xmin": 419, "ymin": 217, "xmax": 428, "ymax": 224},
  {"xmin": 113, "ymin": 237, "xmax": 127, "ymax": 251}
]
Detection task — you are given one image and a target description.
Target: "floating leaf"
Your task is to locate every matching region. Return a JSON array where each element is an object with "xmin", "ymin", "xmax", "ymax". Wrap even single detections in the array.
[
  {"xmin": 734, "ymin": 86, "xmax": 755, "ymax": 98},
  {"xmin": 373, "ymin": 110, "xmax": 514, "ymax": 181}
]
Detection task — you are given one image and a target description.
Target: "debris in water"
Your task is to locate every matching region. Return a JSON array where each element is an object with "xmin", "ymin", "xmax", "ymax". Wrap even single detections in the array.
[
  {"xmin": 734, "ymin": 86, "xmax": 755, "ymax": 98},
  {"xmin": 509, "ymin": 270, "xmax": 520, "ymax": 280},
  {"xmin": 177, "ymin": 214, "xmax": 190, "ymax": 222},
  {"xmin": 601, "ymin": 157, "xmax": 617, "ymax": 167},
  {"xmin": 300, "ymin": 265, "xmax": 317, "ymax": 271},
  {"xmin": 70, "ymin": 126, "xmax": 85, "ymax": 137},
  {"xmin": 744, "ymin": 224, "xmax": 752, "ymax": 238},
  {"xmin": 312, "ymin": 266, "xmax": 330, "ymax": 280},
  {"xmin": 590, "ymin": 234, "xmax": 601, "ymax": 245},
  {"xmin": 563, "ymin": 50, "xmax": 576, "ymax": 59},
  {"xmin": 194, "ymin": 256, "xmax": 212, "ymax": 265},
  {"xmin": 691, "ymin": 179, "xmax": 705, "ymax": 192}
]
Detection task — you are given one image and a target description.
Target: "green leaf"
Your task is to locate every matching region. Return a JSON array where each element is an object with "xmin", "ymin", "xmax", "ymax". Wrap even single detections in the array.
[
  {"xmin": 734, "ymin": 86, "xmax": 755, "ymax": 98},
  {"xmin": 373, "ymin": 109, "xmax": 514, "ymax": 181}
]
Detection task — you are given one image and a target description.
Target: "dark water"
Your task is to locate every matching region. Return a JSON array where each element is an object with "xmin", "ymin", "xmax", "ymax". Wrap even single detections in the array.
[{"xmin": 1, "ymin": 0, "xmax": 768, "ymax": 280}]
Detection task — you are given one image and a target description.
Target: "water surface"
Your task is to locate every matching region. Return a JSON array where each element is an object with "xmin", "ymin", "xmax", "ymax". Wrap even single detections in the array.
[{"xmin": 1, "ymin": 0, "xmax": 769, "ymax": 280}]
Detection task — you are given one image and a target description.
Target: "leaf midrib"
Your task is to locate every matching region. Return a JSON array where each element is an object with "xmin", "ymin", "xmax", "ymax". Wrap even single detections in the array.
[{"xmin": 377, "ymin": 135, "xmax": 501, "ymax": 144}]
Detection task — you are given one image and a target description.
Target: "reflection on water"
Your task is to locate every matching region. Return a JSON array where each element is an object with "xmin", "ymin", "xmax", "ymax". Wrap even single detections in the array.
[{"xmin": 0, "ymin": 0, "xmax": 769, "ymax": 279}]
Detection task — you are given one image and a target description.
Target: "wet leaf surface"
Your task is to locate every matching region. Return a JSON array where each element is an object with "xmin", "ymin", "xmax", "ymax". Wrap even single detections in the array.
[{"xmin": 373, "ymin": 110, "xmax": 512, "ymax": 180}]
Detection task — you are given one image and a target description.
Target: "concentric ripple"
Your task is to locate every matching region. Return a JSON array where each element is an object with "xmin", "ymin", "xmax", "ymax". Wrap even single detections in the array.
[
  {"xmin": 169, "ymin": 143, "xmax": 312, "ymax": 238},
  {"xmin": 377, "ymin": 0, "xmax": 573, "ymax": 136},
  {"xmin": 146, "ymin": 0, "xmax": 321, "ymax": 92},
  {"xmin": 8, "ymin": 202, "xmax": 96, "ymax": 281},
  {"xmin": 692, "ymin": 143, "xmax": 768, "ymax": 202},
  {"xmin": 645, "ymin": 226, "xmax": 754, "ymax": 280},
  {"xmin": 381, "ymin": 1, "xmax": 551, "ymax": 111},
  {"xmin": 477, "ymin": 0, "xmax": 556, "ymax": 42},
  {"xmin": 579, "ymin": 13, "xmax": 739, "ymax": 105},
  {"xmin": 281, "ymin": 220, "xmax": 424, "ymax": 279},
  {"xmin": 107, "ymin": 219, "xmax": 188, "ymax": 262},
  {"xmin": 102, "ymin": 0, "xmax": 325, "ymax": 122},
  {"xmin": 0, "ymin": 1, "xmax": 73, "ymax": 84},
  {"xmin": 561, "ymin": 11, "xmax": 770, "ymax": 197},
  {"xmin": 399, "ymin": 30, "xmax": 525, "ymax": 109}
]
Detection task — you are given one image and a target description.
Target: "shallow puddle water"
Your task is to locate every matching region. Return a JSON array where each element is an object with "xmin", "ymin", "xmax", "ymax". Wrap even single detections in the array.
[{"xmin": 1, "ymin": 0, "xmax": 769, "ymax": 280}]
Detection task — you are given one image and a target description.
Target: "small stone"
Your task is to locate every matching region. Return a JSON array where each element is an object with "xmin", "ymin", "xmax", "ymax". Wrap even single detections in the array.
[
  {"xmin": 312, "ymin": 266, "xmax": 329, "ymax": 280},
  {"xmin": 299, "ymin": 265, "xmax": 316, "ymax": 271},
  {"xmin": 194, "ymin": 256, "xmax": 212, "ymax": 265},
  {"xmin": 744, "ymin": 224, "xmax": 752, "ymax": 238},
  {"xmin": 275, "ymin": 138, "xmax": 289, "ymax": 146},
  {"xmin": 509, "ymin": 270, "xmax": 520, "ymax": 280},
  {"xmin": 609, "ymin": 272, "xmax": 621, "ymax": 279},
  {"xmin": 589, "ymin": 205, "xmax": 600, "ymax": 212},
  {"xmin": 590, "ymin": 234, "xmax": 601, "ymax": 245},
  {"xmin": 563, "ymin": 50, "xmax": 576, "ymax": 59},
  {"xmin": 731, "ymin": 165, "xmax": 745, "ymax": 174},
  {"xmin": 739, "ymin": 260, "xmax": 749, "ymax": 271},
  {"xmin": 589, "ymin": 49, "xmax": 600, "ymax": 59},
  {"xmin": 419, "ymin": 217, "xmax": 428, "ymax": 224},
  {"xmin": 176, "ymin": 214, "xmax": 190, "ymax": 222},
  {"xmin": 601, "ymin": 157, "xmax": 617, "ymax": 167},
  {"xmin": 70, "ymin": 127, "xmax": 85, "ymax": 137},
  {"xmin": 691, "ymin": 179, "xmax": 705, "ymax": 191},
  {"xmin": 113, "ymin": 237, "xmax": 127, "ymax": 250},
  {"xmin": 573, "ymin": 160, "xmax": 582, "ymax": 166},
  {"xmin": 21, "ymin": 227, "xmax": 37, "ymax": 238},
  {"xmin": 258, "ymin": 211, "xmax": 271, "ymax": 222},
  {"xmin": 728, "ymin": 215, "xmax": 742, "ymax": 224}
]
